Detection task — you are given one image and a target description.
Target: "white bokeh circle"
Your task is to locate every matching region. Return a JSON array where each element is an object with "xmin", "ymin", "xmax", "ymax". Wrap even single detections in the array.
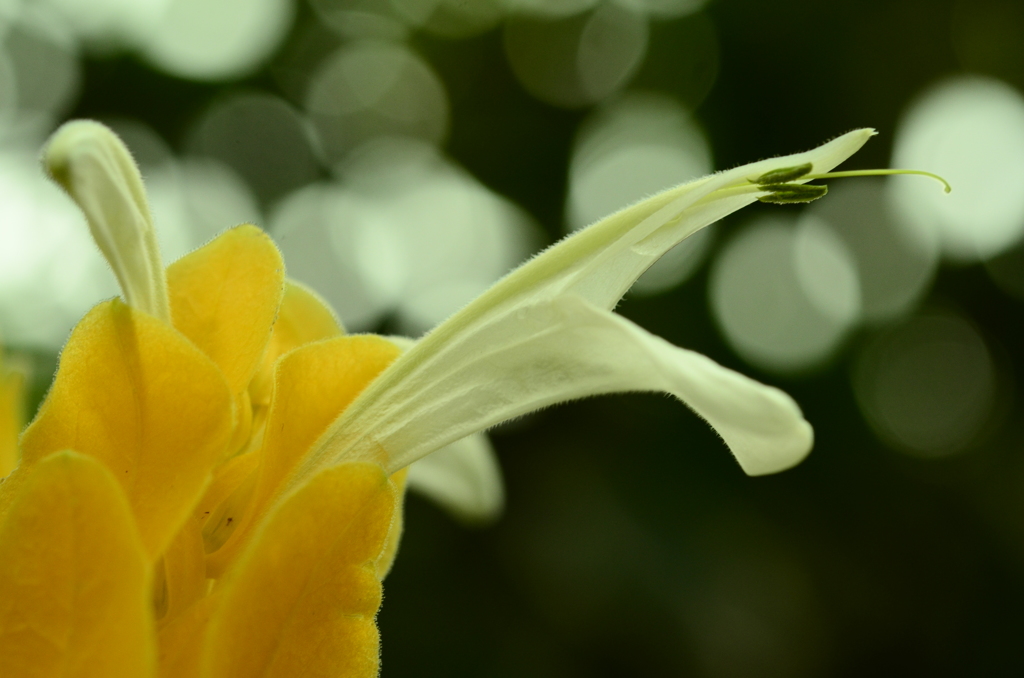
[
  {"xmin": 853, "ymin": 310, "xmax": 998, "ymax": 457},
  {"xmin": 804, "ymin": 179, "xmax": 938, "ymax": 323},
  {"xmin": 890, "ymin": 75, "xmax": 1024, "ymax": 262},
  {"xmin": 306, "ymin": 41, "xmax": 449, "ymax": 164},
  {"xmin": 139, "ymin": 0, "xmax": 294, "ymax": 80},
  {"xmin": 709, "ymin": 216, "xmax": 861, "ymax": 373}
]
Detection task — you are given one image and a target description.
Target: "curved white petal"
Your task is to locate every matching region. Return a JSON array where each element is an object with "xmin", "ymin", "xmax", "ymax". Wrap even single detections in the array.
[
  {"xmin": 407, "ymin": 432, "xmax": 504, "ymax": 524},
  {"xmin": 296, "ymin": 130, "xmax": 872, "ymax": 484},
  {"xmin": 314, "ymin": 297, "xmax": 812, "ymax": 476}
]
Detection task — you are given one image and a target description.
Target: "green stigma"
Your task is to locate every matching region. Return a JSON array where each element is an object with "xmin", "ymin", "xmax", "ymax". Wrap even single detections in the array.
[{"xmin": 750, "ymin": 165, "xmax": 951, "ymax": 205}]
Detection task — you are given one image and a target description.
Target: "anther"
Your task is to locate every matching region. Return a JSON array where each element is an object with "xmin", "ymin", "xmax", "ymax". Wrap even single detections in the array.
[{"xmin": 757, "ymin": 184, "xmax": 829, "ymax": 204}]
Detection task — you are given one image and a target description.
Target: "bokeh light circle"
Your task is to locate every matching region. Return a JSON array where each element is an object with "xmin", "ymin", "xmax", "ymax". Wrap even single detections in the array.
[
  {"xmin": 709, "ymin": 216, "xmax": 861, "ymax": 373},
  {"xmin": 186, "ymin": 91, "xmax": 319, "ymax": 204},
  {"xmin": 40, "ymin": 0, "xmax": 166, "ymax": 47},
  {"xmin": 138, "ymin": 0, "xmax": 294, "ymax": 80},
  {"xmin": 339, "ymin": 138, "xmax": 539, "ymax": 334},
  {"xmin": 0, "ymin": 46, "xmax": 16, "ymax": 135},
  {"xmin": 803, "ymin": 179, "xmax": 938, "ymax": 323},
  {"xmin": 305, "ymin": 41, "xmax": 449, "ymax": 164},
  {"xmin": 503, "ymin": 0, "xmax": 600, "ymax": 19},
  {"xmin": 503, "ymin": 3, "xmax": 648, "ymax": 108},
  {"xmin": 567, "ymin": 92, "xmax": 711, "ymax": 229},
  {"xmin": 104, "ymin": 117, "xmax": 175, "ymax": 169},
  {"xmin": 307, "ymin": 0, "xmax": 408, "ymax": 40},
  {"xmin": 272, "ymin": 182, "xmax": 390, "ymax": 330},
  {"xmin": 0, "ymin": 150, "xmax": 117, "ymax": 349},
  {"xmin": 853, "ymin": 310, "xmax": 998, "ymax": 457},
  {"xmin": 0, "ymin": 0, "xmax": 19, "ymax": 24},
  {"xmin": 147, "ymin": 158, "xmax": 264, "ymax": 264},
  {"xmin": 0, "ymin": 14, "xmax": 79, "ymax": 142},
  {"xmin": 4, "ymin": 21, "xmax": 78, "ymax": 113},
  {"xmin": 889, "ymin": 75, "xmax": 1024, "ymax": 262},
  {"xmin": 614, "ymin": 0, "xmax": 707, "ymax": 19},
  {"xmin": 273, "ymin": 138, "xmax": 539, "ymax": 333},
  {"xmin": 391, "ymin": 0, "xmax": 502, "ymax": 38}
]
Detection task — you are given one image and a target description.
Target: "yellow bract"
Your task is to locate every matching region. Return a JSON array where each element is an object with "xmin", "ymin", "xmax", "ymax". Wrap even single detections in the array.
[
  {"xmin": 158, "ymin": 520, "xmax": 208, "ymax": 625},
  {"xmin": 201, "ymin": 462, "xmax": 396, "ymax": 678},
  {"xmin": 206, "ymin": 334, "xmax": 401, "ymax": 577},
  {"xmin": 249, "ymin": 281, "xmax": 344, "ymax": 408},
  {"xmin": 0, "ymin": 225, "xmax": 402, "ymax": 678},
  {"xmin": 18, "ymin": 298, "xmax": 234, "ymax": 559},
  {"xmin": 0, "ymin": 451, "xmax": 155, "ymax": 678},
  {"xmin": 167, "ymin": 224, "xmax": 284, "ymax": 396}
]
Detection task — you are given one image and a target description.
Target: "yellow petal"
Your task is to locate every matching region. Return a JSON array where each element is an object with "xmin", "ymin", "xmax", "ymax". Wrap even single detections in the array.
[
  {"xmin": 159, "ymin": 522, "xmax": 209, "ymax": 627},
  {"xmin": 249, "ymin": 280, "xmax": 344, "ymax": 408},
  {"xmin": 19, "ymin": 299, "xmax": 234, "ymax": 558},
  {"xmin": 0, "ymin": 467, "xmax": 28, "ymax": 521},
  {"xmin": 195, "ymin": 450, "xmax": 261, "ymax": 533},
  {"xmin": 0, "ymin": 364, "xmax": 24, "ymax": 478},
  {"xmin": 159, "ymin": 593, "xmax": 221, "ymax": 678},
  {"xmin": 0, "ymin": 451, "xmax": 156, "ymax": 678},
  {"xmin": 167, "ymin": 224, "xmax": 284, "ymax": 396},
  {"xmin": 272, "ymin": 280, "xmax": 345, "ymax": 351},
  {"xmin": 163, "ymin": 450, "xmax": 257, "ymax": 632},
  {"xmin": 201, "ymin": 462, "xmax": 396, "ymax": 678},
  {"xmin": 254, "ymin": 336, "xmax": 400, "ymax": 516},
  {"xmin": 225, "ymin": 389, "xmax": 254, "ymax": 458},
  {"xmin": 206, "ymin": 335, "xmax": 400, "ymax": 576},
  {"xmin": 201, "ymin": 469, "xmax": 257, "ymax": 558}
]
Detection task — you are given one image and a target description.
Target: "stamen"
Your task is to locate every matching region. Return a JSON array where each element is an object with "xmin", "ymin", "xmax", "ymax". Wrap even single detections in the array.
[
  {"xmin": 754, "ymin": 163, "xmax": 813, "ymax": 186},
  {"xmin": 751, "ymin": 165, "xmax": 951, "ymax": 193},
  {"xmin": 757, "ymin": 184, "xmax": 828, "ymax": 204},
  {"xmin": 735, "ymin": 165, "xmax": 952, "ymax": 205},
  {"xmin": 43, "ymin": 121, "xmax": 170, "ymax": 322}
]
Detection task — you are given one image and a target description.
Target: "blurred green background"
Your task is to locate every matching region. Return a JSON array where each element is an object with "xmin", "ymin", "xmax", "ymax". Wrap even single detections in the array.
[{"xmin": 4, "ymin": 0, "xmax": 1024, "ymax": 674}]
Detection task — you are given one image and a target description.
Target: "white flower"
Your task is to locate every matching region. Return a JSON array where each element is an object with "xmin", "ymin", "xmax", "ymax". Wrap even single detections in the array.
[{"xmin": 299, "ymin": 129, "xmax": 879, "ymax": 519}]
